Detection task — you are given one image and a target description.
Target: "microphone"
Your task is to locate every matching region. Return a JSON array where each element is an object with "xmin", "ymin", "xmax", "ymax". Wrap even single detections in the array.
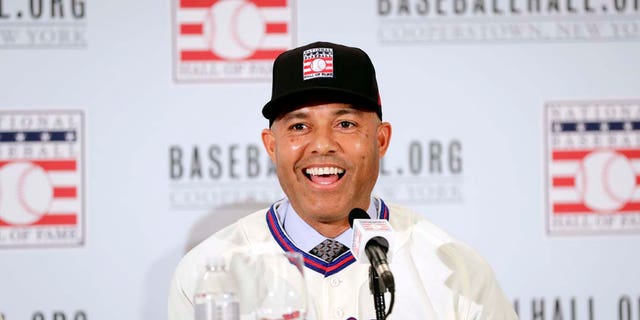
[{"xmin": 349, "ymin": 208, "xmax": 395, "ymax": 292}]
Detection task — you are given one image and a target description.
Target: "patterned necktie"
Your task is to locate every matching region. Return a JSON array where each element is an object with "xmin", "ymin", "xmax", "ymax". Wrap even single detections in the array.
[{"xmin": 309, "ymin": 239, "xmax": 349, "ymax": 262}]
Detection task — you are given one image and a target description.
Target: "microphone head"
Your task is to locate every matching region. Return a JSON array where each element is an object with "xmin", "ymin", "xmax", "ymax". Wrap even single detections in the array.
[
  {"xmin": 348, "ymin": 208, "xmax": 369, "ymax": 228},
  {"xmin": 350, "ymin": 210, "xmax": 395, "ymax": 264}
]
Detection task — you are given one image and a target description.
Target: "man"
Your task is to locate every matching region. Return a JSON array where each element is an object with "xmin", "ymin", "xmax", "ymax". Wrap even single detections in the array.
[{"xmin": 168, "ymin": 41, "xmax": 517, "ymax": 320}]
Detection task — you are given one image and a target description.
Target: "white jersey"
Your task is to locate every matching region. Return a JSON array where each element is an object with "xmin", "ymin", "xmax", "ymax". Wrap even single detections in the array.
[{"xmin": 168, "ymin": 198, "xmax": 518, "ymax": 320}]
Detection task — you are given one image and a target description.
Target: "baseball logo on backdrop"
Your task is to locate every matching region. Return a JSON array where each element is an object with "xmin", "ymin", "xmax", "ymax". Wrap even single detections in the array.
[
  {"xmin": 174, "ymin": 0, "xmax": 295, "ymax": 81},
  {"xmin": 0, "ymin": 111, "xmax": 84, "ymax": 247},
  {"xmin": 545, "ymin": 100, "xmax": 640, "ymax": 234}
]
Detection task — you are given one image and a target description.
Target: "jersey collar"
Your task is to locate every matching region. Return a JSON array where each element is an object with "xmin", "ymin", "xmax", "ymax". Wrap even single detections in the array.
[{"xmin": 265, "ymin": 198, "xmax": 390, "ymax": 277}]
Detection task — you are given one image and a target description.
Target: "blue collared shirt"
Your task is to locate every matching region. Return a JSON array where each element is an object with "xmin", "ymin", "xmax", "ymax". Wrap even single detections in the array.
[{"xmin": 280, "ymin": 198, "xmax": 379, "ymax": 252}]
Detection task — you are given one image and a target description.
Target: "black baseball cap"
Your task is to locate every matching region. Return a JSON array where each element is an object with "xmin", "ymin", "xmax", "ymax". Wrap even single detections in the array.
[{"xmin": 262, "ymin": 41, "xmax": 382, "ymax": 126}]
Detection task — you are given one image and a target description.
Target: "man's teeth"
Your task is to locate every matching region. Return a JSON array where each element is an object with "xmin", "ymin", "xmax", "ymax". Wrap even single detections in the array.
[{"xmin": 305, "ymin": 167, "xmax": 344, "ymax": 176}]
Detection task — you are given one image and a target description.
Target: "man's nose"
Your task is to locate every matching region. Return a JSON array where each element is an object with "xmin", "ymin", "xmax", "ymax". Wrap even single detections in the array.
[{"xmin": 310, "ymin": 126, "xmax": 338, "ymax": 154}]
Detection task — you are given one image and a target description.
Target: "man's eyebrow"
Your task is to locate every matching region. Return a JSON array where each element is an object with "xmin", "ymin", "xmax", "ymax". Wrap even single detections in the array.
[
  {"xmin": 280, "ymin": 107, "xmax": 362, "ymax": 121},
  {"xmin": 280, "ymin": 110, "xmax": 309, "ymax": 121},
  {"xmin": 334, "ymin": 108, "xmax": 362, "ymax": 116}
]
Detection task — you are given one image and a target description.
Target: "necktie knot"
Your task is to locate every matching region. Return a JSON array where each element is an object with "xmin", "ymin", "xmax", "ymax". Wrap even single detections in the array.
[{"xmin": 309, "ymin": 239, "xmax": 348, "ymax": 262}]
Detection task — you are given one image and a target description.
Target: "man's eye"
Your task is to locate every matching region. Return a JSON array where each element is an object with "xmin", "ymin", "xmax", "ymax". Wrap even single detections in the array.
[
  {"xmin": 291, "ymin": 123, "xmax": 306, "ymax": 131},
  {"xmin": 338, "ymin": 121, "xmax": 355, "ymax": 128}
]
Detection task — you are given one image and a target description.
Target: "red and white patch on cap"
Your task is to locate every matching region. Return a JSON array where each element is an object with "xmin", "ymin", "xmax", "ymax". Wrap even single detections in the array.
[{"xmin": 303, "ymin": 47, "xmax": 333, "ymax": 80}]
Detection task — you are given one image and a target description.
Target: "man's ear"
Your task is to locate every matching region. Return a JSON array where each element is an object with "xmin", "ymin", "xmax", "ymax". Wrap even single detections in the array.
[
  {"xmin": 377, "ymin": 122, "xmax": 392, "ymax": 157},
  {"xmin": 261, "ymin": 128, "xmax": 276, "ymax": 163}
]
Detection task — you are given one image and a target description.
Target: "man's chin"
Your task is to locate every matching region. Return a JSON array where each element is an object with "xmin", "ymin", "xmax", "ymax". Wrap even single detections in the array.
[{"xmin": 293, "ymin": 200, "xmax": 352, "ymax": 221}]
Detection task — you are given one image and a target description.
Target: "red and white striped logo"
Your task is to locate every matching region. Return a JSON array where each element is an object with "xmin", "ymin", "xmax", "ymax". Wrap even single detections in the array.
[
  {"xmin": 546, "ymin": 101, "xmax": 640, "ymax": 234},
  {"xmin": 0, "ymin": 111, "xmax": 84, "ymax": 247},
  {"xmin": 550, "ymin": 149, "xmax": 640, "ymax": 215},
  {"xmin": 303, "ymin": 47, "xmax": 333, "ymax": 80},
  {"xmin": 174, "ymin": 0, "xmax": 294, "ymax": 81}
]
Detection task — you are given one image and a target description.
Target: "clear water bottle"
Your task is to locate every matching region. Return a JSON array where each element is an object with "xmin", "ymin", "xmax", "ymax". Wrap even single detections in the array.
[{"xmin": 194, "ymin": 256, "xmax": 240, "ymax": 320}]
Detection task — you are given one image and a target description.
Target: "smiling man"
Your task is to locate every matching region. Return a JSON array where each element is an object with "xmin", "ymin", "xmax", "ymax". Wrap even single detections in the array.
[
  {"xmin": 169, "ymin": 42, "xmax": 517, "ymax": 320},
  {"xmin": 262, "ymin": 103, "xmax": 390, "ymax": 239}
]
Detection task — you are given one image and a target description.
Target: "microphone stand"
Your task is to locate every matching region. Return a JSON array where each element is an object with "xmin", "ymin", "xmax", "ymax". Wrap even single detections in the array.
[{"xmin": 369, "ymin": 265, "xmax": 386, "ymax": 320}]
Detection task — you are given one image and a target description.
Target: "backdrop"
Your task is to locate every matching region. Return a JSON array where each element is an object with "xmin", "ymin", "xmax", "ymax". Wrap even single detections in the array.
[{"xmin": 0, "ymin": 0, "xmax": 639, "ymax": 319}]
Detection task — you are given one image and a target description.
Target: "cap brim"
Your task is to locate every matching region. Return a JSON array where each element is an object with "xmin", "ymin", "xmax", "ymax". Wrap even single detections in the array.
[{"xmin": 262, "ymin": 87, "xmax": 381, "ymax": 122}]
